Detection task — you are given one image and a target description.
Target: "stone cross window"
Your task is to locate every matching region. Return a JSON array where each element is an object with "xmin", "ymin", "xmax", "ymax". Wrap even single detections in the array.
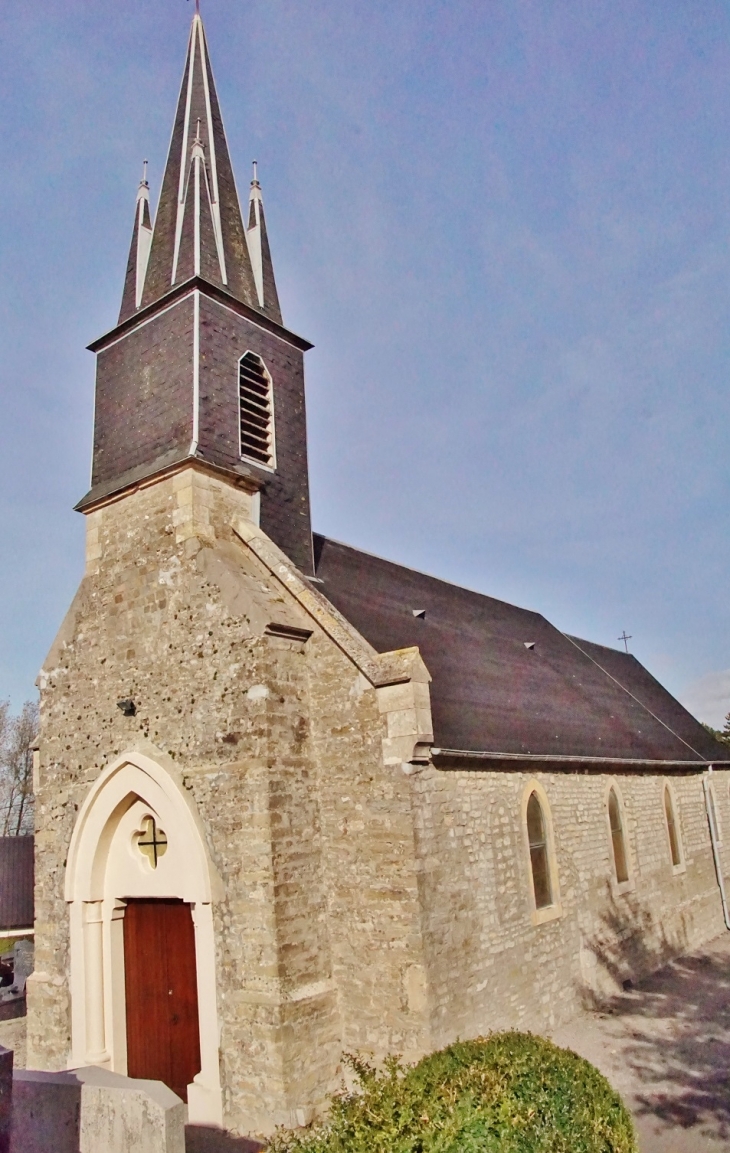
[{"xmin": 135, "ymin": 816, "xmax": 168, "ymax": 868}]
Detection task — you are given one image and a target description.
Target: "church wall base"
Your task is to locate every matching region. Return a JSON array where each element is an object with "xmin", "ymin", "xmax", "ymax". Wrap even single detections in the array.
[{"xmin": 410, "ymin": 764, "xmax": 730, "ymax": 1048}]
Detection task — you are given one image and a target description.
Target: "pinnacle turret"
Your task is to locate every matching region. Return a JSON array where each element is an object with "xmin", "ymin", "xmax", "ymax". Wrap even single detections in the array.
[
  {"xmin": 245, "ymin": 162, "xmax": 282, "ymax": 324},
  {"xmin": 118, "ymin": 162, "xmax": 153, "ymax": 323}
]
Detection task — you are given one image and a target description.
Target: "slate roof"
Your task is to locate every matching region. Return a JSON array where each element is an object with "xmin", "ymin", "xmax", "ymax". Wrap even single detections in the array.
[{"xmin": 313, "ymin": 534, "xmax": 730, "ymax": 764}]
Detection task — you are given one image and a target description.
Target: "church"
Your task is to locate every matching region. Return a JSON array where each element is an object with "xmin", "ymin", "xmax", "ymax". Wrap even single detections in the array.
[{"xmin": 27, "ymin": 9, "xmax": 730, "ymax": 1139}]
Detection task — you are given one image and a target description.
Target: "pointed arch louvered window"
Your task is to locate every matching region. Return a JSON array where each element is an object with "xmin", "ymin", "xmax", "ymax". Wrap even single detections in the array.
[{"xmin": 239, "ymin": 352, "xmax": 275, "ymax": 468}]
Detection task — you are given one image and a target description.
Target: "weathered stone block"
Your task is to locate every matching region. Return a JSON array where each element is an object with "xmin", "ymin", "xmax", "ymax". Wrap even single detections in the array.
[
  {"xmin": 10, "ymin": 1070, "xmax": 80, "ymax": 1153},
  {"xmin": 10, "ymin": 1067, "xmax": 185, "ymax": 1153},
  {"xmin": 75, "ymin": 1066, "xmax": 185, "ymax": 1153}
]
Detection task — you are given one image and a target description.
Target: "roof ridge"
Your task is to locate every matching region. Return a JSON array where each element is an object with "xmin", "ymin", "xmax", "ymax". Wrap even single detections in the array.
[
  {"xmin": 565, "ymin": 633, "xmax": 630, "ymax": 658},
  {"xmin": 314, "ymin": 533, "xmax": 544, "ymax": 618},
  {"xmin": 562, "ymin": 632, "xmax": 706, "ymax": 761}
]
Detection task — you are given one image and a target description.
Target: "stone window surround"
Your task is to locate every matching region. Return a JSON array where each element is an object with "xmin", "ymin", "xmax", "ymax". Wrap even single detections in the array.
[
  {"xmin": 662, "ymin": 779, "xmax": 686, "ymax": 876},
  {"xmin": 604, "ymin": 779, "xmax": 635, "ymax": 896},
  {"xmin": 64, "ymin": 746, "xmax": 224, "ymax": 1127},
  {"xmin": 520, "ymin": 780, "xmax": 562, "ymax": 926}
]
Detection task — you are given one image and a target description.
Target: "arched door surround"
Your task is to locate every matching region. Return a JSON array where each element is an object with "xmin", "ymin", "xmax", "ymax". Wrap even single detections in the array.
[{"xmin": 64, "ymin": 747, "xmax": 223, "ymax": 1125}]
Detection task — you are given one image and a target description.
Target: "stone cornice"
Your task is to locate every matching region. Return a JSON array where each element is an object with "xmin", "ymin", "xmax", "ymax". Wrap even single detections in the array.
[{"xmin": 230, "ymin": 516, "xmax": 431, "ymax": 692}]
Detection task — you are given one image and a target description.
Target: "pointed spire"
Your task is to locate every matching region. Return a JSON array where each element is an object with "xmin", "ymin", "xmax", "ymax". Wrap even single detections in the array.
[
  {"xmin": 245, "ymin": 161, "xmax": 282, "ymax": 324},
  {"xmin": 118, "ymin": 161, "xmax": 153, "ymax": 323},
  {"xmin": 140, "ymin": 12, "xmax": 259, "ymax": 311}
]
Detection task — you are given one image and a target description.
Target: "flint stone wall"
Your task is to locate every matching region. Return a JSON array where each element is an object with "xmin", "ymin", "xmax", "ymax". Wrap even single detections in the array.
[{"xmin": 29, "ymin": 467, "xmax": 430, "ymax": 1135}]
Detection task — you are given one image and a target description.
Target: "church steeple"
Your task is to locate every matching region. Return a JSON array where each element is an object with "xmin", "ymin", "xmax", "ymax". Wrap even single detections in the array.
[
  {"xmin": 140, "ymin": 11, "xmax": 259, "ymax": 312},
  {"xmin": 82, "ymin": 11, "xmax": 315, "ymax": 576},
  {"xmin": 246, "ymin": 162, "xmax": 282, "ymax": 324},
  {"xmin": 118, "ymin": 162, "xmax": 153, "ymax": 323}
]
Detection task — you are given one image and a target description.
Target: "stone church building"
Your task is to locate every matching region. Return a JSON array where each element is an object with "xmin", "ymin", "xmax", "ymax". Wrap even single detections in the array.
[{"xmin": 26, "ymin": 10, "xmax": 730, "ymax": 1138}]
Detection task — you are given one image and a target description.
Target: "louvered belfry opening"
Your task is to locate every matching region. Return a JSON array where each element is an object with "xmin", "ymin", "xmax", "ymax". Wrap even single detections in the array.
[{"xmin": 239, "ymin": 352, "xmax": 275, "ymax": 467}]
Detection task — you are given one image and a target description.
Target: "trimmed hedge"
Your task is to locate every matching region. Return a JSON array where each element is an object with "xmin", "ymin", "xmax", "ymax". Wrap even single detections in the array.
[{"xmin": 267, "ymin": 1032, "xmax": 637, "ymax": 1152}]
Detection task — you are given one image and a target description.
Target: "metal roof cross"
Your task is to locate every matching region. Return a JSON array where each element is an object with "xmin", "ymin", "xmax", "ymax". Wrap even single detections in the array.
[{"xmin": 618, "ymin": 631, "xmax": 632, "ymax": 653}]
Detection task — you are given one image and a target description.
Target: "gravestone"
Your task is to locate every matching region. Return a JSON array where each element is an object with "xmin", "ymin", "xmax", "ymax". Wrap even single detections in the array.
[{"xmin": 11, "ymin": 943, "xmax": 33, "ymax": 996}]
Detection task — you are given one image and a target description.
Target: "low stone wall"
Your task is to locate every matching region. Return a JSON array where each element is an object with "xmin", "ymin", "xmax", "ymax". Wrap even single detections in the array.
[{"xmin": 0, "ymin": 1050, "xmax": 185, "ymax": 1153}]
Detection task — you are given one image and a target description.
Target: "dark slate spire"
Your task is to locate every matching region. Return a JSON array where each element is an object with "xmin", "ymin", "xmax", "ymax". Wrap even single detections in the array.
[
  {"xmin": 141, "ymin": 12, "xmax": 259, "ymax": 310},
  {"xmin": 118, "ymin": 162, "xmax": 153, "ymax": 323},
  {"xmin": 245, "ymin": 162, "xmax": 282, "ymax": 324}
]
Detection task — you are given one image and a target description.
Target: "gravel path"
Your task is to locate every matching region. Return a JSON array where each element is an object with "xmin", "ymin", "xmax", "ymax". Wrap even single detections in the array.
[{"xmin": 551, "ymin": 932, "xmax": 730, "ymax": 1152}]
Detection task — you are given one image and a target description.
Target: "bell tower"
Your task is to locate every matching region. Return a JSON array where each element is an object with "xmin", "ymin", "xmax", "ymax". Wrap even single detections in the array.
[{"xmin": 78, "ymin": 11, "xmax": 314, "ymax": 574}]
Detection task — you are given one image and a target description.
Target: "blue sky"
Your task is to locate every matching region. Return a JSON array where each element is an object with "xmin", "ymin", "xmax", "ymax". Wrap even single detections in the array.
[{"xmin": 2, "ymin": 0, "xmax": 730, "ymax": 723}]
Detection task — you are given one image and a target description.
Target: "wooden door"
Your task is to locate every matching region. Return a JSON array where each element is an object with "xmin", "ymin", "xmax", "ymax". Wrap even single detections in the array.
[{"xmin": 123, "ymin": 898, "xmax": 201, "ymax": 1102}]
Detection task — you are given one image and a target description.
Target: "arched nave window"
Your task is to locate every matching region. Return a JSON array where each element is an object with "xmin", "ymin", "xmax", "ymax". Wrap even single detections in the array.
[
  {"xmin": 608, "ymin": 787, "xmax": 629, "ymax": 885},
  {"xmin": 526, "ymin": 790, "xmax": 553, "ymax": 910},
  {"xmin": 664, "ymin": 784, "xmax": 683, "ymax": 869}
]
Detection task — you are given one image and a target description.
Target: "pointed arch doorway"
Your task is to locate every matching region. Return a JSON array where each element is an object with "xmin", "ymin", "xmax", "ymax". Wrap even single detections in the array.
[{"xmin": 65, "ymin": 748, "xmax": 223, "ymax": 1125}]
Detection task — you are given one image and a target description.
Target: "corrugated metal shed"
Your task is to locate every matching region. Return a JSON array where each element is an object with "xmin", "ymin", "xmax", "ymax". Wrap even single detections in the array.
[{"xmin": 0, "ymin": 837, "xmax": 34, "ymax": 931}]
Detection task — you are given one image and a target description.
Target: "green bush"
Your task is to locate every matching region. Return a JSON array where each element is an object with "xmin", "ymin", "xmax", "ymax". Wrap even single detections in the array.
[{"xmin": 267, "ymin": 1032, "xmax": 637, "ymax": 1153}]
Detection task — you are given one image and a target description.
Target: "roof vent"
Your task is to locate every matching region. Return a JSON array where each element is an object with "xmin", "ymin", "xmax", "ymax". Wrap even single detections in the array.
[
  {"xmin": 412, "ymin": 609, "xmax": 426, "ymax": 619},
  {"xmin": 524, "ymin": 641, "xmax": 535, "ymax": 650}
]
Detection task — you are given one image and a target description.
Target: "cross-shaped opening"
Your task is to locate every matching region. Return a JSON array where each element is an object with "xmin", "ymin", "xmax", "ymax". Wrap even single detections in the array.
[{"xmin": 135, "ymin": 815, "xmax": 168, "ymax": 869}]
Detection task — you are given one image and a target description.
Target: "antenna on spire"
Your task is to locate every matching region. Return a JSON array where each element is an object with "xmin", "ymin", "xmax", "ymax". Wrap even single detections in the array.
[
  {"xmin": 251, "ymin": 160, "xmax": 260, "ymax": 187},
  {"xmin": 141, "ymin": 159, "xmax": 149, "ymax": 188}
]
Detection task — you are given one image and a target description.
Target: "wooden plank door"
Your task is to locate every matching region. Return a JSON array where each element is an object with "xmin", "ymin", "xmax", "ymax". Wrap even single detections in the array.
[{"xmin": 123, "ymin": 898, "xmax": 201, "ymax": 1102}]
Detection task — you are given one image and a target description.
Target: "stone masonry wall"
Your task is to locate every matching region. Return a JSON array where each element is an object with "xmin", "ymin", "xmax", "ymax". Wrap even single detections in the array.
[
  {"xmin": 410, "ymin": 764, "xmax": 730, "ymax": 1048},
  {"xmin": 29, "ymin": 466, "xmax": 430, "ymax": 1135},
  {"xmin": 29, "ymin": 461, "xmax": 730, "ymax": 1134}
]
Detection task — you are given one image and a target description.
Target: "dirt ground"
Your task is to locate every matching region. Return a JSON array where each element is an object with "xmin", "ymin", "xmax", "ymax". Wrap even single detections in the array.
[{"xmin": 551, "ymin": 931, "xmax": 730, "ymax": 1153}]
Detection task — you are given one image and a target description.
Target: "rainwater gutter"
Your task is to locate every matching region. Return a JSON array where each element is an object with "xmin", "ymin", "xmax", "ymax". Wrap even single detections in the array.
[
  {"xmin": 704, "ymin": 766, "xmax": 730, "ymax": 931},
  {"xmin": 431, "ymin": 748, "xmax": 717, "ymax": 771}
]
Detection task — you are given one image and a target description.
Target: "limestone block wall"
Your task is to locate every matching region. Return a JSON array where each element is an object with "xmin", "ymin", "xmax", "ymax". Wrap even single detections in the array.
[
  {"xmin": 411, "ymin": 764, "xmax": 730, "ymax": 1048},
  {"xmin": 29, "ymin": 466, "xmax": 432, "ymax": 1135},
  {"xmin": 308, "ymin": 650, "xmax": 432, "ymax": 1064}
]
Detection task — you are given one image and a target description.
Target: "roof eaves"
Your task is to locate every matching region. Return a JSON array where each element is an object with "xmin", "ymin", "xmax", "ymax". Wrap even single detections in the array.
[
  {"xmin": 87, "ymin": 275, "xmax": 313, "ymax": 354},
  {"xmin": 431, "ymin": 748, "xmax": 726, "ymax": 771}
]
